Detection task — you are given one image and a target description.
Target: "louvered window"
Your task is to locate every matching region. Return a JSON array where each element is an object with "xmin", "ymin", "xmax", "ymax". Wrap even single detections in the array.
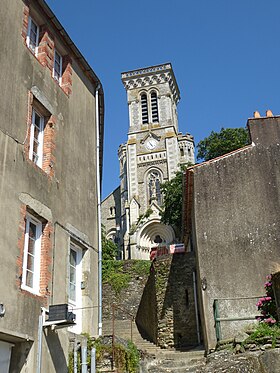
[
  {"xmin": 151, "ymin": 92, "xmax": 159, "ymax": 123},
  {"xmin": 141, "ymin": 94, "xmax": 148, "ymax": 124}
]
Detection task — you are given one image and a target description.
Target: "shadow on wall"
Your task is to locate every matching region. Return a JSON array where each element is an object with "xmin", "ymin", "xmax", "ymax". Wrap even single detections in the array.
[
  {"xmin": 136, "ymin": 253, "xmax": 201, "ymax": 349},
  {"xmin": 44, "ymin": 329, "xmax": 68, "ymax": 372},
  {"xmin": 159, "ymin": 253, "xmax": 199, "ymax": 349},
  {"xmin": 9, "ymin": 341, "xmax": 33, "ymax": 373},
  {"xmin": 135, "ymin": 265, "xmax": 158, "ymax": 344}
]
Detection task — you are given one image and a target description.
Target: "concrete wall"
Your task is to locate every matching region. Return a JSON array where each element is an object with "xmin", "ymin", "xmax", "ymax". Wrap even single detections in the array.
[
  {"xmin": 188, "ymin": 116, "xmax": 280, "ymax": 351},
  {"xmin": 0, "ymin": 0, "xmax": 102, "ymax": 371}
]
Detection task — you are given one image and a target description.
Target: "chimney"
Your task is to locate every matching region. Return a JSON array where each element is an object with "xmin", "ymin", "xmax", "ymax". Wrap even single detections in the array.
[{"xmin": 266, "ymin": 109, "xmax": 273, "ymax": 117}]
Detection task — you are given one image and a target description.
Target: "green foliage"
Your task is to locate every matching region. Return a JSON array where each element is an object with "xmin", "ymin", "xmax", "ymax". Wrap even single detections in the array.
[
  {"xmin": 144, "ymin": 208, "xmax": 153, "ymax": 218},
  {"xmin": 102, "ymin": 260, "xmax": 150, "ymax": 295},
  {"xmin": 102, "ymin": 224, "xmax": 118, "ymax": 260},
  {"xmin": 68, "ymin": 337, "xmax": 140, "ymax": 373},
  {"xmin": 93, "ymin": 338, "xmax": 140, "ymax": 373},
  {"xmin": 134, "ymin": 208, "xmax": 153, "ymax": 229},
  {"xmin": 102, "ymin": 260, "xmax": 131, "ymax": 295},
  {"xmin": 160, "ymin": 166, "xmax": 186, "ymax": 234},
  {"xmin": 126, "ymin": 341, "xmax": 140, "ymax": 372},
  {"xmin": 131, "ymin": 260, "xmax": 151, "ymax": 276},
  {"xmin": 197, "ymin": 127, "xmax": 250, "ymax": 161},
  {"xmin": 245, "ymin": 323, "xmax": 280, "ymax": 348}
]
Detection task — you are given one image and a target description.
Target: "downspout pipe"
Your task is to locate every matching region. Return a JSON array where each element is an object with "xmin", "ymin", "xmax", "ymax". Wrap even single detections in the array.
[{"xmin": 95, "ymin": 84, "xmax": 102, "ymax": 336}]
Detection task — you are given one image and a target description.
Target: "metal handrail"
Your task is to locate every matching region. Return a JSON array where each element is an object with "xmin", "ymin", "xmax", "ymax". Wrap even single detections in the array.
[{"xmin": 213, "ymin": 296, "xmax": 262, "ymax": 341}]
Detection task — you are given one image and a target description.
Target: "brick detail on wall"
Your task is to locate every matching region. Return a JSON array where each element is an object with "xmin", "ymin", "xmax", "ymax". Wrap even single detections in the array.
[
  {"xmin": 21, "ymin": 2, "xmax": 30, "ymax": 40},
  {"xmin": 37, "ymin": 25, "xmax": 55, "ymax": 71},
  {"xmin": 21, "ymin": 3, "xmax": 73, "ymax": 96},
  {"xmin": 25, "ymin": 91, "xmax": 56, "ymax": 177},
  {"xmin": 61, "ymin": 55, "xmax": 73, "ymax": 96},
  {"xmin": 17, "ymin": 205, "xmax": 53, "ymax": 305},
  {"xmin": 42, "ymin": 114, "xmax": 56, "ymax": 177}
]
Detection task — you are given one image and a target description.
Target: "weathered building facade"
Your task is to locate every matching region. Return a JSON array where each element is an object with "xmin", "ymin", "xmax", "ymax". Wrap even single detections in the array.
[
  {"xmin": 184, "ymin": 112, "xmax": 280, "ymax": 352},
  {"xmin": 0, "ymin": 0, "xmax": 104, "ymax": 371},
  {"xmin": 102, "ymin": 64, "xmax": 194, "ymax": 260}
]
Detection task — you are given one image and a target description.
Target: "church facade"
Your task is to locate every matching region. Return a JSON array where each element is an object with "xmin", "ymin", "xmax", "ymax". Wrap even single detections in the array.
[{"xmin": 102, "ymin": 63, "xmax": 194, "ymax": 259}]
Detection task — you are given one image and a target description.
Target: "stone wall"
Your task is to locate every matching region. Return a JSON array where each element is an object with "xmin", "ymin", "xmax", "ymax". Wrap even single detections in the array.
[
  {"xmin": 136, "ymin": 252, "xmax": 199, "ymax": 349},
  {"xmin": 102, "ymin": 260, "xmax": 150, "ymax": 321},
  {"xmin": 135, "ymin": 264, "xmax": 158, "ymax": 343}
]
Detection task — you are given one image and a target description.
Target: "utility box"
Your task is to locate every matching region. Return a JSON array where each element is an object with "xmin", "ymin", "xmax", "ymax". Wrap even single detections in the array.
[{"xmin": 48, "ymin": 304, "xmax": 75, "ymax": 323}]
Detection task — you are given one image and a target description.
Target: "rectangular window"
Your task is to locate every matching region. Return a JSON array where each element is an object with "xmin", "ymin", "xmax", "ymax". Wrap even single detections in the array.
[
  {"xmin": 26, "ymin": 17, "xmax": 39, "ymax": 55},
  {"xmin": 22, "ymin": 215, "xmax": 42, "ymax": 294},
  {"xmin": 29, "ymin": 109, "xmax": 44, "ymax": 168},
  {"xmin": 68, "ymin": 243, "xmax": 83, "ymax": 334},
  {"xmin": 53, "ymin": 50, "xmax": 62, "ymax": 84}
]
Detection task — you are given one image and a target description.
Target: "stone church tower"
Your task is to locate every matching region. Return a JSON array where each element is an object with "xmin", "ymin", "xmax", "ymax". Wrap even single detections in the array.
[{"xmin": 102, "ymin": 63, "xmax": 194, "ymax": 260}]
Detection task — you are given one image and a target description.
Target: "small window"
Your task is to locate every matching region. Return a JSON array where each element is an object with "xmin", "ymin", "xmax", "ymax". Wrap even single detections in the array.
[
  {"xmin": 22, "ymin": 215, "xmax": 42, "ymax": 294},
  {"xmin": 141, "ymin": 94, "xmax": 148, "ymax": 124},
  {"xmin": 29, "ymin": 109, "xmax": 45, "ymax": 168},
  {"xmin": 180, "ymin": 148, "xmax": 184, "ymax": 156},
  {"xmin": 150, "ymin": 92, "xmax": 159, "ymax": 123},
  {"xmin": 26, "ymin": 17, "xmax": 39, "ymax": 55},
  {"xmin": 53, "ymin": 50, "xmax": 63, "ymax": 84}
]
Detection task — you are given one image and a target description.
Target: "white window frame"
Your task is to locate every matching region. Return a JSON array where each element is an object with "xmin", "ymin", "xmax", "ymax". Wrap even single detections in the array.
[
  {"xmin": 29, "ymin": 108, "xmax": 44, "ymax": 168},
  {"xmin": 21, "ymin": 215, "xmax": 42, "ymax": 295},
  {"xmin": 53, "ymin": 50, "xmax": 63, "ymax": 85},
  {"xmin": 68, "ymin": 243, "xmax": 83, "ymax": 334},
  {"xmin": 26, "ymin": 16, "xmax": 39, "ymax": 55}
]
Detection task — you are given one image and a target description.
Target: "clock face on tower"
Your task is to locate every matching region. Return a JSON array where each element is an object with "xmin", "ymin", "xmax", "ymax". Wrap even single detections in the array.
[{"xmin": 145, "ymin": 138, "xmax": 157, "ymax": 150}]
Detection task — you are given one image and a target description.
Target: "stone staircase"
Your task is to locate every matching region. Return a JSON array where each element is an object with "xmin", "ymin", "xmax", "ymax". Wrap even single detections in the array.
[{"xmin": 102, "ymin": 320, "xmax": 206, "ymax": 372}]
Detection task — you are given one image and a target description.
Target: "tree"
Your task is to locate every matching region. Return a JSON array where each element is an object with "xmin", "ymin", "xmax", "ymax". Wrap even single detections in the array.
[
  {"xmin": 102, "ymin": 224, "xmax": 118, "ymax": 260},
  {"xmin": 160, "ymin": 167, "xmax": 186, "ymax": 236},
  {"xmin": 197, "ymin": 127, "xmax": 250, "ymax": 161}
]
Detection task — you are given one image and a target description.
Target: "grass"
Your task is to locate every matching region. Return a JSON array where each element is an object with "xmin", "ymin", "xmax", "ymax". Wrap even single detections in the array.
[{"xmin": 245, "ymin": 323, "xmax": 280, "ymax": 348}]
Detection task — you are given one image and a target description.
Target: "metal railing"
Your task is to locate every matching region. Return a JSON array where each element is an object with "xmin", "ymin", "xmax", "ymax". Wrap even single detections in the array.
[
  {"xmin": 110, "ymin": 304, "xmax": 135, "ymax": 371},
  {"xmin": 213, "ymin": 296, "xmax": 262, "ymax": 341}
]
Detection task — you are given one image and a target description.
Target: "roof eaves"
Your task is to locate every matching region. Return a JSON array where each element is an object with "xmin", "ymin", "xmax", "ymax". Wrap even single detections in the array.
[{"xmin": 188, "ymin": 144, "xmax": 253, "ymax": 171}]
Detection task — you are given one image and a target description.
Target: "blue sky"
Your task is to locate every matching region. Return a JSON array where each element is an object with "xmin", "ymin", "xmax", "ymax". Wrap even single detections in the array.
[{"xmin": 46, "ymin": 0, "xmax": 280, "ymax": 199}]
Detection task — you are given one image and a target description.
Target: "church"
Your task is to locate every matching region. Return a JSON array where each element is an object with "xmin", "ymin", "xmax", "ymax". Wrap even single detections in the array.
[{"xmin": 101, "ymin": 63, "xmax": 194, "ymax": 260}]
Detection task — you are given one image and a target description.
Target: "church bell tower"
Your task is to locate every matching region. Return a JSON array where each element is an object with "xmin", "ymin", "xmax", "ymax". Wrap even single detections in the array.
[{"xmin": 118, "ymin": 63, "xmax": 194, "ymax": 259}]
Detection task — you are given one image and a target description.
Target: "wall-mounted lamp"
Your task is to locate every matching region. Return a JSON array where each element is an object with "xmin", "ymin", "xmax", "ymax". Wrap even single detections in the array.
[{"xmin": 201, "ymin": 277, "xmax": 207, "ymax": 291}]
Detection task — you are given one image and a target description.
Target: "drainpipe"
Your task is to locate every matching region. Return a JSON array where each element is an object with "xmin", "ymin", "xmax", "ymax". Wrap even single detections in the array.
[
  {"xmin": 193, "ymin": 271, "xmax": 201, "ymax": 344},
  {"xmin": 36, "ymin": 313, "xmax": 43, "ymax": 373},
  {"xmin": 81, "ymin": 339, "xmax": 87, "ymax": 373},
  {"xmin": 95, "ymin": 84, "xmax": 102, "ymax": 336}
]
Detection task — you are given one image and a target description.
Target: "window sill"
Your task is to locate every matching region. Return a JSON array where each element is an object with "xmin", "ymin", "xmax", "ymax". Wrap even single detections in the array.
[{"xmin": 21, "ymin": 284, "xmax": 40, "ymax": 296}]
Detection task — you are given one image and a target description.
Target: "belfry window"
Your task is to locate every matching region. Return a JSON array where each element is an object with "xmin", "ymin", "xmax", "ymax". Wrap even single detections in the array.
[
  {"xmin": 151, "ymin": 91, "xmax": 159, "ymax": 123},
  {"xmin": 141, "ymin": 94, "xmax": 148, "ymax": 124}
]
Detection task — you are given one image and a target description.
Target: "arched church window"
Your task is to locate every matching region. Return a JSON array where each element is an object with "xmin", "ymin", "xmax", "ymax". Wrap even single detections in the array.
[
  {"xmin": 150, "ymin": 91, "xmax": 159, "ymax": 123},
  {"xmin": 141, "ymin": 93, "xmax": 148, "ymax": 124},
  {"xmin": 148, "ymin": 170, "xmax": 162, "ymax": 205}
]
